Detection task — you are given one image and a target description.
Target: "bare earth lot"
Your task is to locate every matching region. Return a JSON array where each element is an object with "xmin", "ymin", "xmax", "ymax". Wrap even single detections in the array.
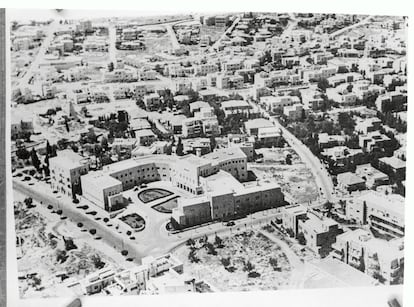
[
  {"xmin": 14, "ymin": 192, "xmax": 126, "ymax": 298},
  {"xmin": 174, "ymin": 230, "xmax": 291, "ymax": 292},
  {"xmin": 250, "ymin": 147, "xmax": 319, "ymax": 203}
]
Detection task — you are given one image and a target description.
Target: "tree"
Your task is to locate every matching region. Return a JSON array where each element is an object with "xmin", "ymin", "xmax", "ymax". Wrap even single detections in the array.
[
  {"xmin": 186, "ymin": 238, "xmax": 195, "ymax": 246},
  {"xmin": 188, "ymin": 249, "xmax": 200, "ymax": 263},
  {"xmin": 243, "ymin": 260, "xmax": 254, "ymax": 272},
  {"xmin": 56, "ymin": 249, "xmax": 68, "ymax": 263},
  {"xmin": 46, "ymin": 141, "xmax": 52, "ymax": 156},
  {"xmin": 63, "ymin": 237, "xmax": 78, "ymax": 251},
  {"xmin": 100, "ymin": 136, "xmax": 109, "ymax": 150},
  {"xmin": 269, "ymin": 257, "xmax": 279, "ymax": 270},
  {"xmin": 91, "ymin": 254, "xmax": 105, "ymax": 269},
  {"xmin": 24, "ymin": 197, "xmax": 33, "ymax": 208},
  {"xmin": 214, "ymin": 235, "xmax": 223, "ymax": 247},
  {"xmin": 108, "ymin": 62, "xmax": 114, "ymax": 72},
  {"xmin": 297, "ymin": 232, "xmax": 307, "ymax": 245},
  {"xmin": 176, "ymin": 137, "xmax": 184, "ymax": 156},
  {"xmin": 358, "ymin": 248, "xmax": 365, "ymax": 272},
  {"xmin": 16, "ymin": 147, "xmax": 30, "ymax": 160},
  {"xmin": 317, "ymin": 78, "xmax": 330, "ymax": 92},
  {"xmin": 210, "ymin": 136, "xmax": 217, "ymax": 152},
  {"xmin": 65, "ymin": 121, "xmax": 70, "ymax": 133},
  {"xmin": 221, "ymin": 257, "xmax": 231, "ymax": 267},
  {"xmin": 31, "ymin": 149, "xmax": 41, "ymax": 170}
]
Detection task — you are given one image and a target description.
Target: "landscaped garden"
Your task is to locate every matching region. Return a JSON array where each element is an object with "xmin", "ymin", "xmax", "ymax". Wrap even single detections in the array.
[
  {"xmin": 138, "ymin": 188, "xmax": 173, "ymax": 203},
  {"xmin": 152, "ymin": 196, "xmax": 179, "ymax": 213},
  {"xmin": 119, "ymin": 213, "xmax": 146, "ymax": 231},
  {"xmin": 174, "ymin": 230, "xmax": 291, "ymax": 292}
]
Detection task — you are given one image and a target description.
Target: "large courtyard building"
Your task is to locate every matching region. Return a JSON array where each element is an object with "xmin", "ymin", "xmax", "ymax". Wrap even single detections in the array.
[{"xmin": 78, "ymin": 147, "xmax": 284, "ymax": 221}]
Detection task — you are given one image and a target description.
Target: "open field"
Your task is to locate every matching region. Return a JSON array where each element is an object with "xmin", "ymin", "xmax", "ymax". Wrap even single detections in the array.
[
  {"xmin": 173, "ymin": 230, "xmax": 291, "ymax": 292},
  {"xmin": 14, "ymin": 194, "xmax": 126, "ymax": 298},
  {"xmin": 250, "ymin": 147, "xmax": 319, "ymax": 203}
]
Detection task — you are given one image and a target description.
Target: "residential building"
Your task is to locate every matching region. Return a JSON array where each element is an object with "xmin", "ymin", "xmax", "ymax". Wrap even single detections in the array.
[
  {"xmin": 337, "ymin": 172, "xmax": 366, "ymax": 192},
  {"xmin": 355, "ymin": 164, "xmax": 389, "ymax": 189},
  {"xmin": 378, "ymin": 156, "xmax": 406, "ymax": 180},
  {"xmin": 298, "ymin": 213, "xmax": 341, "ymax": 256},
  {"xmin": 332, "ymin": 229, "xmax": 404, "ymax": 285}
]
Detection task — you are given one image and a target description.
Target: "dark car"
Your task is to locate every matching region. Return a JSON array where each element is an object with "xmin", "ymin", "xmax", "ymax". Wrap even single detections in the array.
[{"xmin": 226, "ymin": 221, "xmax": 235, "ymax": 227}]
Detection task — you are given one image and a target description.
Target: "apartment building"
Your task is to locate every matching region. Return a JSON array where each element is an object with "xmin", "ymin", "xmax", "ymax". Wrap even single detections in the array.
[
  {"xmin": 348, "ymin": 192, "xmax": 405, "ymax": 238},
  {"xmin": 378, "ymin": 156, "xmax": 406, "ymax": 180},
  {"xmin": 318, "ymin": 133, "xmax": 346, "ymax": 149},
  {"xmin": 221, "ymin": 100, "xmax": 252, "ymax": 117},
  {"xmin": 244, "ymin": 118, "xmax": 274, "ymax": 136},
  {"xmin": 283, "ymin": 103, "xmax": 309, "ymax": 121},
  {"xmin": 298, "ymin": 213, "xmax": 341, "ymax": 256},
  {"xmin": 182, "ymin": 117, "xmax": 203, "ymax": 138},
  {"xmin": 332, "ymin": 229, "xmax": 404, "ymax": 285},
  {"xmin": 143, "ymin": 93, "xmax": 161, "ymax": 111},
  {"xmin": 300, "ymin": 88, "xmax": 324, "ymax": 110},
  {"xmin": 375, "ymin": 91, "xmax": 407, "ymax": 113},
  {"xmin": 355, "ymin": 164, "xmax": 389, "ymax": 189},
  {"xmin": 260, "ymin": 95, "xmax": 300, "ymax": 113},
  {"xmin": 281, "ymin": 204, "xmax": 308, "ymax": 235}
]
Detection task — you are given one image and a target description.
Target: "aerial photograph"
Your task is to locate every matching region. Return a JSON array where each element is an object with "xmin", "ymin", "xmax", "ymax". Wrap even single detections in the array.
[{"xmin": 9, "ymin": 10, "xmax": 406, "ymax": 298}]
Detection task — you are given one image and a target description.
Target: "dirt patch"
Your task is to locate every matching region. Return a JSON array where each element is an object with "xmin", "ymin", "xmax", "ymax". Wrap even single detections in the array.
[{"xmin": 174, "ymin": 230, "xmax": 291, "ymax": 292}]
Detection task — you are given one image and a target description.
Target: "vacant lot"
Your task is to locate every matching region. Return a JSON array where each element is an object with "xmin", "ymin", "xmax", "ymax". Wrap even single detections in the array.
[
  {"xmin": 174, "ymin": 230, "xmax": 291, "ymax": 292},
  {"xmin": 250, "ymin": 148, "xmax": 319, "ymax": 203},
  {"xmin": 14, "ymin": 199, "xmax": 120, "ymax": 299}
]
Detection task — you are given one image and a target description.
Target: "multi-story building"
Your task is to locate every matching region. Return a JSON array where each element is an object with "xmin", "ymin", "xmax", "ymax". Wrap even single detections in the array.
[
  {"xmin": 332, "ymin": 229, "xmax": 404, "ymax": 285},
  {"xmin": 261, "ymin": 95, "xmax": 300, "ymax": 113},
  {"xmin": 300, "ymin": 88, "xmax": 324, "ymax": 110},
  {"xmin": 337, "ymin": 172, "xmax": 366, "ymax": 192},
  {"xmin": 375, "ymin": 91, "xmax": 407, "ymax": 113},
  {"xmin": 298, "ymin": 213, "xmax": 341, "ymax": 256},
  {"xmin": 378, "ymin": 156, "xmax": 406, "ymax": 180},
  {"xmin": 283, "ymin": 103, "xmax": 309, "ymax": 121},
  {"xmin": 143, "ymin": 93, "xmax": 161, "ymax": 111},
  {"xmin": 81, "ymin": 172, "xmax": 124, "ymax": 211},
  {"xmin": 182, "ymin": 117, "xmax": 203, "ymax": 138},
  {"xmin": 346, "ymin": 192, "xmax": 405, "ymax": 238},
  {"xmin": 355, "ymin": 164, "xmax": 389, "ymax": 189},
  {"xmin": 50, "ymin": 150, "xmax": 89, "ymax": 198},
  {"xmin": 221, "ymin": 100, "xmax": 252, "ymax": 117},
  {"xmin": 244, "ymin": 118, "xmax": 274, "ymax": 136},
  {"xmin": 318, "ymin": 133, "xmax": 346, "ymax": 149},
  {"xmin": 281, "ymin": 204, "xmax": 308, "ymax": 235},
  {"xmin": 11, "ymin": 114, "xmax": 34, "ymax": 140}
]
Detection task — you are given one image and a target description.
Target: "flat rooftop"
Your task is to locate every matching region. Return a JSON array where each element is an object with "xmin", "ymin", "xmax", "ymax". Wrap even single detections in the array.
[
  {"xmin": 308, "ymin": 258, "xmax": 378, "ymax": 288},
  {"xmin": 204, "ymin": 147, "xmax": 247, "ymax": 163},
  {"xmin": 82, "ymin": 172, "xmax": 122, "ymax": 189},
  {"xmin": 358, "ymin": 191, "xmax": 405, "ymax": 217}
]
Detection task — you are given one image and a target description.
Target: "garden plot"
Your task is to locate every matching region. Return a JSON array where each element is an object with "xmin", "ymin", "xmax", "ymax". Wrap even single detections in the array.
[
  {"xmin": 250, "ymin": 148, "xmax": 319, "ymax": 203},
  {"xmin": 174, "ymin": 230, "xmax": 291, "ymax": 292}
]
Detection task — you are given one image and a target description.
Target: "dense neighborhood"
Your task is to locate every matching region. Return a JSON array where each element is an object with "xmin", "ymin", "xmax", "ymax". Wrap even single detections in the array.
[{"xmin": 10, "ymin": 11, "xmax": 406, "ymax": 298}]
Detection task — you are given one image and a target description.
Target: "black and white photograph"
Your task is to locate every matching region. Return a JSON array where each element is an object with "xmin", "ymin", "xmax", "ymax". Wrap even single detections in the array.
[{"xmin": 3, "ymin": 2, "xmax": 412, "ymax": 307}]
